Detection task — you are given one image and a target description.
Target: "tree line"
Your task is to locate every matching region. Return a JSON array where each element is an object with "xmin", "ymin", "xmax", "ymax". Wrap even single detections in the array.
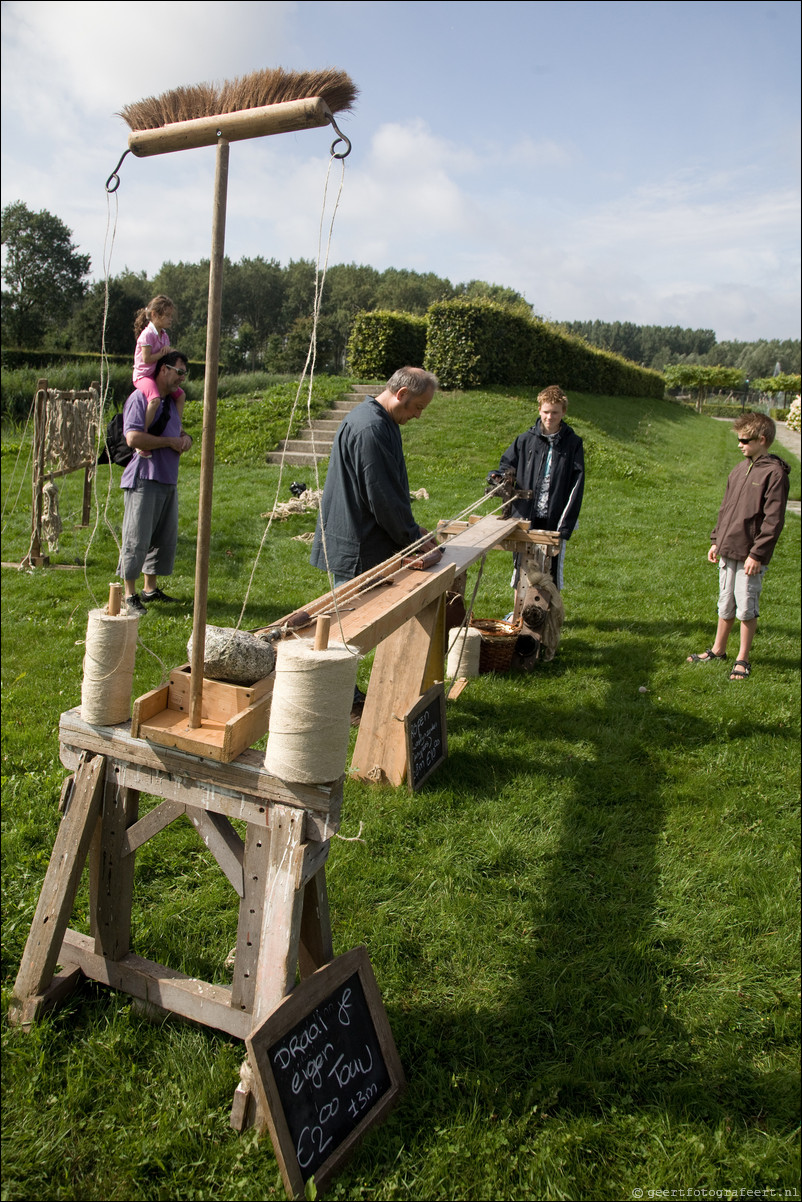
[
  {"xmin": 3, "ymin": 200, "xmax": 799, "ymax": 379},
  {"xmin": 560, "ymin": 319, "xmax": 801, "ymax": 379}
]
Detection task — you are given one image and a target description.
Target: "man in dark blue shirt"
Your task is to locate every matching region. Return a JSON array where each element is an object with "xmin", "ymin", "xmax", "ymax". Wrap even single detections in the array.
[{"xmin": 311, "ymin": 366, "xmax": 439, "ymax": 586}]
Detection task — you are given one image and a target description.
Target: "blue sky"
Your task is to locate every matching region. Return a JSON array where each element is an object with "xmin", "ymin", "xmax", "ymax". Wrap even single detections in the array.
[{"xmin": 1, "ymin": 0, "xmax": 799, "ymax": 342}]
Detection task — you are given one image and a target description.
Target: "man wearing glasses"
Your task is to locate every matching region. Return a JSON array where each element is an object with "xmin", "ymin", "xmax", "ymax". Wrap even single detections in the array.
[
  {"xmin": 118, "ymin": 350, "xmax": 193, "ymax": 615},
  {"xmin": 686, "ymin": 411, "xmax": 790, "ymax": 680}
]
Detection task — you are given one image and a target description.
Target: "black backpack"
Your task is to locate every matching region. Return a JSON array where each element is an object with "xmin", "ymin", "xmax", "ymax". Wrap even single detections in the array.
[
  {"xmin": 98, "ymin": 394, "xmax": 173, "ymax": 467},
  {"xmin": 98, "ymin": 411, "xmax": 133, "ymax": 466}
]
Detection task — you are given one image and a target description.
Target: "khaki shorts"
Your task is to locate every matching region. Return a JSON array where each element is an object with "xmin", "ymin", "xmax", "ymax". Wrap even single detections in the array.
[{"xmin": 717, "ymin": 555, "xmax": 766, "ymax": 622}]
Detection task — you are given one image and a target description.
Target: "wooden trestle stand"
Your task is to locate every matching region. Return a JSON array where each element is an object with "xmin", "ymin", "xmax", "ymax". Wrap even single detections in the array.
[{"xmin": 9, "ymin": 515, "xmax": 556, "ymax": 1131}]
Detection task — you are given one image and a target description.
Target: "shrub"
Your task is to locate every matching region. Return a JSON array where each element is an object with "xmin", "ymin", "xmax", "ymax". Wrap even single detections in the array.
[
  {"xmin": 346, "ymin": 311, "xmax": 427, "ymax": 380},
  {"xmin": 423, "ymin": 299, "xmax": 665, "ymax": 397}
]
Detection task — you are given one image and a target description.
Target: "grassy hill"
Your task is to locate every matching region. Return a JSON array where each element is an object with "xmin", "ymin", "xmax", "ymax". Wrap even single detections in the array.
[{"xmin": 1, "ymin": 385, "xmax": 799, "ymax": 1200}]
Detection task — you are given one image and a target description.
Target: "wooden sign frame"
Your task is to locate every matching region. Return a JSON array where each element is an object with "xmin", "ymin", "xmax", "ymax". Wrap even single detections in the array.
[
  {"xmin": 404, "ymin": 682, "xmax": 447, "ymax": 791},
  {"xmin": 246, "ymin": 946, "xmax": 405, "ymax": 1200}
]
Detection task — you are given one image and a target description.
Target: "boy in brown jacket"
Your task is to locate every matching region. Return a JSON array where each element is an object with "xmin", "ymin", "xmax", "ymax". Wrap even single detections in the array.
[{"xmin": 687, "ymin": 411, "xmax": 790, "ymax": 680}]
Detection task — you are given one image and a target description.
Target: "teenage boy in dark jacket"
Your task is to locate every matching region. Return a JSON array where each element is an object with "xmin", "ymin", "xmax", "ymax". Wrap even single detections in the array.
[
  {"xmin": 686, "ymin": 411, "xmax": 790, "ymax": 680},
  {"xmin": 489, "ymin": 384, "xmax": 585, "ymax": 589}
]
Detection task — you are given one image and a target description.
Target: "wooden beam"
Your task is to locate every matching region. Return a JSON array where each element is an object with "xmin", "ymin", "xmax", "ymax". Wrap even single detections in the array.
[
  {"xmin": 187, "ymin": 809, "xmax": 245, "ymax": 897},
  {"xmin": 56, "ymin": 928, "xmax": 252, "ymax": 1039},
  {"xmin": 59, "ymin": 708, "xmax": 342, "ymax": 828},
  {"xmin": 10, "ymin": 752, "xmax": 106, "ymax": 1016}
]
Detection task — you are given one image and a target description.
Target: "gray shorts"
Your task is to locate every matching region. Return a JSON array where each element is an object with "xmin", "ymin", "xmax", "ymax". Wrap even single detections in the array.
[
  {"xmin": 717, "ymin": 555, "xmax": 766, "ymax": 622},
  {"xmin": 117, "ymin": 478, "xmax": 179, "ymax": 582}
]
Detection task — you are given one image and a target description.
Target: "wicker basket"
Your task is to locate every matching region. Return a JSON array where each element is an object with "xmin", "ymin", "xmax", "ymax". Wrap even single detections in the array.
[{"xmin": 470, "ymin": 618, "xmax": 522, "ymax": 673}]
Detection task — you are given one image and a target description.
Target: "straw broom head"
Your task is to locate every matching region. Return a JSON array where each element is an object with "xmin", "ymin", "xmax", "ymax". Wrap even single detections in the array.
[{"xmin": 119, "ymin": 67, "xmax": 357, "ymax": 131}]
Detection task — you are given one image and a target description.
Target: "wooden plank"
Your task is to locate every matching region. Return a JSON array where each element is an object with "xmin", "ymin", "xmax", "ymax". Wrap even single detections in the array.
[
  {"xmin": 136, "ymin": 693, "xmax": 273, "ymax": 763},
  {"xmin": 167, "ymin": 664, "xmax": 273, "ymax": 721},
  {"xmin": 60, "ymin": 743, "xmax": 342, "ymax": 844},
  {"xmin": 89, "ymin": 778, "xmax": 139, "ymax": 960},
  {"xmin": 59, "ymin": 708, "xmax": 341, "ymax": 821},
  {"xmin": 56, "ymin": 928, "xmax": 253, "ymax": 1040},
  {"xmin": 351, "ymin": 599, "xmax": 442, "ymax": 787},
  {"xmin": 438, "ymin": 518, "xmax": 560, "ymax": 547},
  {"xmin": 187, "ymin": 809, "xmax": 245, "ymax": 897},
  {"xmin": 10, "ymin": 752, "xmax": 106, "ymax": 1011},
  {"xmin": 447, "ymin": 677, "xmax": 470, "ymax": 700},
  {"xmin": 263, "ymin": 515, "xmax": 520, "ymax": 656},
  {"xmin": 328, "ymin": 563, "xmax": 455, "ymax": 654},
  {"xmin": 223, "ymin": 694, "xmax": 273, "ymax": 761},
  {"xmin": 121, "ymin": 798, "xmax": 186, "ymax": 856},
  {"xmin": 231, "ymin": 824, "xmax": 272, "ymax": 1015},
  {"xmin": 131, "ymin": 685, "xmax": 169, "ymax": 738},
  {"xmin": 252, "ymin": 804, "xmax": 307, "ymax": 1023}
]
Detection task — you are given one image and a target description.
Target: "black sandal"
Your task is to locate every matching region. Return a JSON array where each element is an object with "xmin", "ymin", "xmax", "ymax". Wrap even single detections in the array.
[
  {"xmin": 729, "ymin": 660, "xmax": 751, "ymax": 680},
  {"xmin": 686, "ymin": 649, "xmax": 727, "ymax": 663}
]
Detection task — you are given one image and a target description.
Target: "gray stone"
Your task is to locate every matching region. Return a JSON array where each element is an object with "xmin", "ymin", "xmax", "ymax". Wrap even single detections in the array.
[{"xmin": 187, "ymin": 626, "xmax": 276, "ymax": 685}]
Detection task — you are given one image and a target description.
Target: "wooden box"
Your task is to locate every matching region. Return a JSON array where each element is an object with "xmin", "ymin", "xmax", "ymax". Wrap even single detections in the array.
[{"xmin": 131, "ymin": 663, "xmax": 274, "ymax": 763}]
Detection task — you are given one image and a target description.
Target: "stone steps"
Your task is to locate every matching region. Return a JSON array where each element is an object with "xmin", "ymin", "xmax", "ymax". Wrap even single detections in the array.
[{"xmin": 265, "ymin": 383, "xmax": 380, "ymax": 467}]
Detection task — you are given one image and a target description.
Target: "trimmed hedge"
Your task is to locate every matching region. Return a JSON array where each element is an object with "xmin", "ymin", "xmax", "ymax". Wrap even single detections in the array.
[
  {"xmin": 422, "ymin": 299, "xmax": 664, "ymax": 396},
  {"xmin": 346, "ymin": 311, "xmax": 427, "ymax": 380}
]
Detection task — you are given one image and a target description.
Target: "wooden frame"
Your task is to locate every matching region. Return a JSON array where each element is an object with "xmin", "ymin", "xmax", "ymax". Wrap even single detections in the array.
[
  {"xmin": 246, "ymin": 946, "xmax": 405, "ymax": 1200},
  {"xmin": 25, "ymin": 378, "xmax": 99, "ymax": 568}
]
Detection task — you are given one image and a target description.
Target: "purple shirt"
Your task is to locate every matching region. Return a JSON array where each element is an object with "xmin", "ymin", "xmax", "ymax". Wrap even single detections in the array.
[{"xmin": 120, "ymin": 389, "xmax": 182, "ymax": 488}]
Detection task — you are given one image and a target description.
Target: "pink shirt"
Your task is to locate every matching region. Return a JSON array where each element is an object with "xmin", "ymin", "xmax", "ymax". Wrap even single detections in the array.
[{"xmin": 133, "ymin": 322, "xmax": 169, "ymax": 382}]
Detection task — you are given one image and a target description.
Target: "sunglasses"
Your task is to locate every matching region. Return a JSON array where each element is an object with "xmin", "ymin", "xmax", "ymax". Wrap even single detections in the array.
[{"xmin": 737, "ymin": 436, "xmax": 758, "ymax": 444}]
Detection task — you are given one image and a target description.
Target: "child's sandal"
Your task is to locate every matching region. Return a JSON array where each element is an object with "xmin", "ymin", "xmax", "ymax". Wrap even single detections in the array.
[
  {"xmin": 729, "ymin": 660, "xmax": 751, "ymax": 681},
  {"xmin": 686, "ymin": 649, "xmax": 727, "ymax": 663}
]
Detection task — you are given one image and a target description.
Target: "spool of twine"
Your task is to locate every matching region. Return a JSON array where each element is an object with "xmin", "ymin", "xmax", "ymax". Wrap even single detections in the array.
[
  {"xmin": 264, "ymin": 639, "xmax": 359, "ymax": 783},
  {"xmin": 447, "ymin": 625, "xmax": 482, "ymax": 679},
  {"xmin": 81, "ymin": 608, "xmax": 139, "ymax": 725}
]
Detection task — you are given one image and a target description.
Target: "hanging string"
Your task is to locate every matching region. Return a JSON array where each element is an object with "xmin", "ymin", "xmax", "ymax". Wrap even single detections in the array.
[
  {"xmin": 81, "ymin": 184, "xmax": 173, "ymax": 682},
  {"xmin": 234, "ymin": 149, "xmax": 347, "ymax": 639}
]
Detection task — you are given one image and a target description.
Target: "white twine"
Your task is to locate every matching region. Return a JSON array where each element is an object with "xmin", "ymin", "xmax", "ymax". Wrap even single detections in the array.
[
  {"xmin": 264, "ymin": 638, "xmax": 359, "ymax": 784},
  {"xmin": 80, "ymin": 608, "xmax": 139, "ymax": 725},
  {"xmin": 446, "ymin": 625, "xmax": 482, "ymax": 679}
]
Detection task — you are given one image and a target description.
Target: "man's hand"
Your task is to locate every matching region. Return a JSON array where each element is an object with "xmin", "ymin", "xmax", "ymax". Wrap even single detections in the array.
[
  {"xmin": 744, "ymin": 555, "xmax": 763, "ymax": 576},
  {"xmin": 417, "ymin": 526, "xmax": 439, "ymax": 553},
  {"xmin": 708, "ymin": 544, "xmax": 719, "ymax": 564}
]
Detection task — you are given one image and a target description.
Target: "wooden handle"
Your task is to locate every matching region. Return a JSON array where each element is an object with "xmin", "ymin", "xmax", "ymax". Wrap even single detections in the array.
[
  {"xmin": 108, "ymin": 583, "xmax": 122, "ymax": 616},
  {"xmin": 128, "ymin": 97, "xmax": 333, "ymax": 158},
  {"xmin": 314, "ymin": 615, "xmax": 331, "ymax": 651}
]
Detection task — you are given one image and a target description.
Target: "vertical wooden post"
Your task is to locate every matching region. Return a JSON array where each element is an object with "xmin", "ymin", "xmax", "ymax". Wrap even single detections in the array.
[
  {"xmin": 28, "ymin": 379, "xmax": 48, "ymax": 566},
  {"xmin": 81, "ymin": 465, "xmax": 93, "ymax": 527},
  {"xmin": 189, "ymin": 136, "xmax": 230, "ymax": 728},
  {"xmin": 88, "ymin": 776, "xmax": 139, "ymax": 961}
]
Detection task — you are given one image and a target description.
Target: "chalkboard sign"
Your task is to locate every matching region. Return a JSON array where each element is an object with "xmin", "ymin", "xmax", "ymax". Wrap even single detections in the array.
[
  {"xmin": 246, "ymin": 946, "xmax": 405, "ymax": 1200},
  {"xmin": 405, "ymin": 682, "xmax": 447, "ymax": 791}
]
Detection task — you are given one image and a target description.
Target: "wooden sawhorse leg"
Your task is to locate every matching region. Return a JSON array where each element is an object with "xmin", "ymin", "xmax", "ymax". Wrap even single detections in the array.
[
  {"xmin": 350, "ymin": 596, "xmax": 445, "ymax": 787},
  {"xmin": 230, "ymin": 804, "xmax": 334, "ymax": 1131},
  {"xmin": 9, "ymin": 752, "xmax": 106, "ymax": 1026}
]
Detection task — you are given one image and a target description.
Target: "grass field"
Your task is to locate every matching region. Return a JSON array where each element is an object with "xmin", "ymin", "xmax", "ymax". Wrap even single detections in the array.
[{"xmin": 1, "ymin": 382, "xmax": 800, "ymax": 1201}]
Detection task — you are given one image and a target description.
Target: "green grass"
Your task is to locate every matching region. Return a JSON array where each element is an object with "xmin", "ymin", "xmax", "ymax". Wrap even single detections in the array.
[{"xmin": 2, "ymin": 386, "xmax": 800, "ymax": 1200}]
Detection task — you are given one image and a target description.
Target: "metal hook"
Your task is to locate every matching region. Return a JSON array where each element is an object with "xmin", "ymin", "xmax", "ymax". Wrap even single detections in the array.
[
  {"xmin": 105, "ymin": 148, "xmax": 130, "ymax": 193},
  {"xmin": 328, "ymin": 114, "xmax": 352, "ymax": 160}
]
